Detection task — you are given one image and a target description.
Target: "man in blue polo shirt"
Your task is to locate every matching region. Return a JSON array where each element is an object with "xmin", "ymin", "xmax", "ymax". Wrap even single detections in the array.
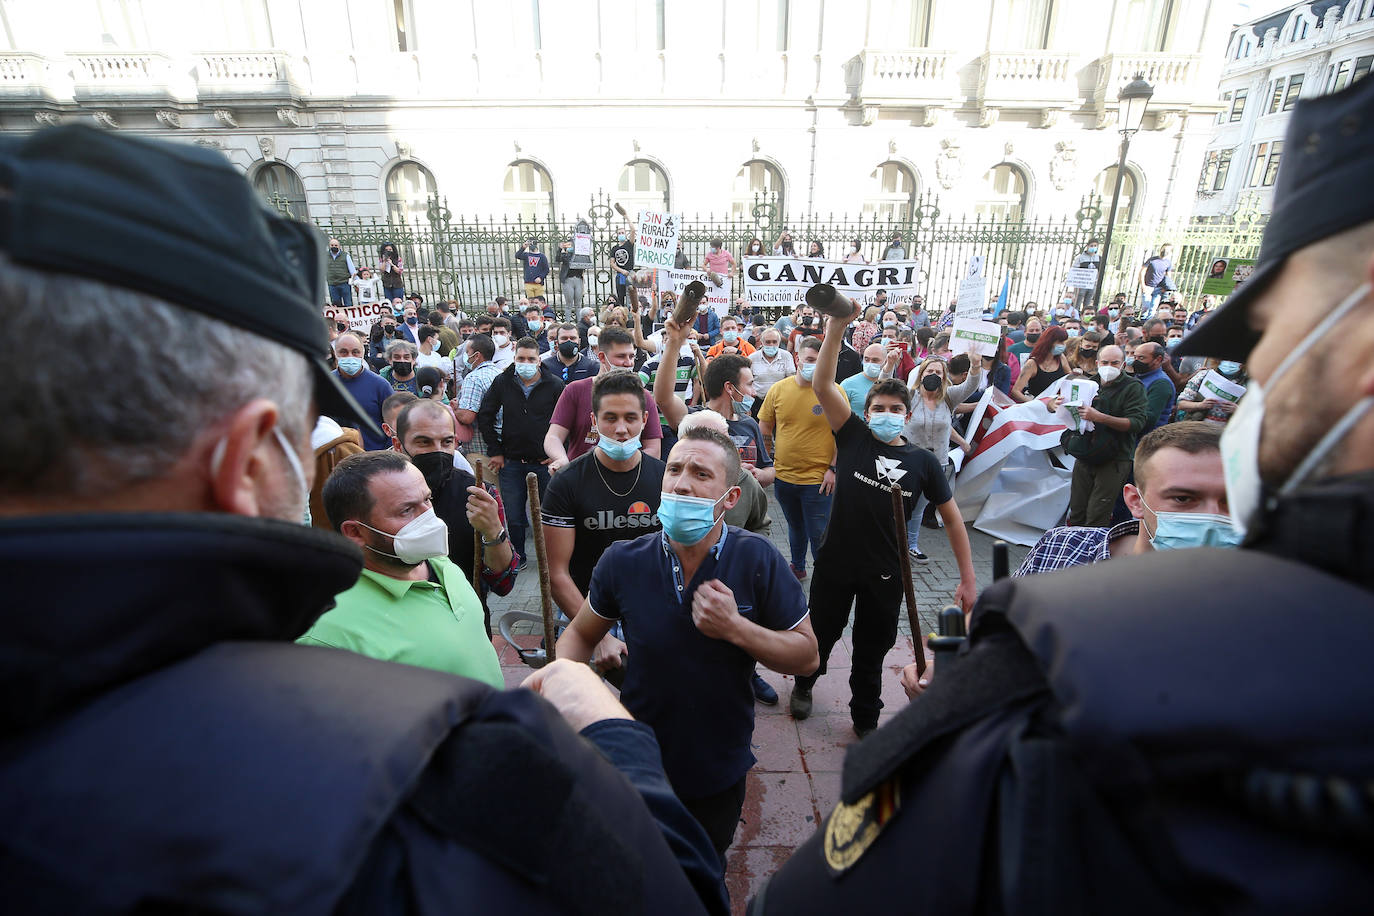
[{"xmin": 557, "ymin": 425, "xmax": 819, "ymax": 864}]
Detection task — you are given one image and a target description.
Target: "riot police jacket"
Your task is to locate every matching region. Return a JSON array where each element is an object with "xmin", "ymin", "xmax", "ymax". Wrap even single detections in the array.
[
  {"xmin": 0, "ymin": 513, "xmax": 726, "ymax": 915},
  {"xmin": 754, "ymin": 473, "xmax": 1374, "ymax": 914}
]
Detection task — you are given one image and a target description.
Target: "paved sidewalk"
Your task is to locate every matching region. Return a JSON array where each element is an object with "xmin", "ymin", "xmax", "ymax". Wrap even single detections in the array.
[{"xmin": 485, "ymin": 490, "xmax": 1028, "ymax": 913}]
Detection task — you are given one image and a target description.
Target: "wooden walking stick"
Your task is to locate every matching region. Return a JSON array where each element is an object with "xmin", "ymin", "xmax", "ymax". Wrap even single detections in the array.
[
  {"xmin": 526, "ymin": 471, "xmax": 557, "ymax": 662},
  {"xmin": 891, "ymin": 482, "xmax": 927, "ymax": 678},
  {"xmin": 472, "ymin": 458, "xmax": 491, "ymax": 639}
]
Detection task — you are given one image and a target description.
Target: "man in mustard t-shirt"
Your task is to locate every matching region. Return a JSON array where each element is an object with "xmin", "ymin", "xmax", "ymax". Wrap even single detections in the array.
[
  {"xmin": 758, "ymin": 336, "xmax": 837, "ymax": 579},
  {"xmin": 299, "ymin": 451, "xmax": 503, "ymax": 687}
]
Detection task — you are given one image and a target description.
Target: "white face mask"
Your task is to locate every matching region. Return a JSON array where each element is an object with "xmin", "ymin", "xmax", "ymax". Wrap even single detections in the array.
[
  {"xmin": 1097, "ymin": 365, "xmax": 1121, "ymax": 383},
  {"xmin": 272, "ymin": 427, "xmax": 311, "ymax": 526},
  {"xmin": 358, "ymin": 507, "xmax": 450, "ymax": 564},
  {"xmin": 1222, "ymin": 282, "xmax": 1372, "ymax": 538},
  {"xmin": 492, "ymin": 333, "xmax": 509, "ymax": 347}
]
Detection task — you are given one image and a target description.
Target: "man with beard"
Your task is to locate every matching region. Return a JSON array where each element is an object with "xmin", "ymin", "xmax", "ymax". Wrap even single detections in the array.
[
  {"xmin": 299, "ymin": 451, "xmax": 505, "ymax": 687},
  {"xmin": 392, "ymin": 398, "xmax": 516, "ymax": 595}
]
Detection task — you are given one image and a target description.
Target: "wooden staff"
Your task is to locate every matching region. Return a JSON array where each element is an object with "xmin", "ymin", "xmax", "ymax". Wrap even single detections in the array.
[
  {"xmin": 891, "ymin": 482, "xmax": 927, "ymax": 678},
  {"xmin": 526, "ymin": 471, "xmax": 557, "ymax": 662},
  {"xmin": 672, "ymin": 280, "xmax": 706, "ymax": 327},
  {"xmin": 472, "ymin": 458, "xmax": 491, "ymax": 639}
]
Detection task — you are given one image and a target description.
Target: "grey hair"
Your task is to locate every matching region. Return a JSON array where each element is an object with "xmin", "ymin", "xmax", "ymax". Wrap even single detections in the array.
[
  {"xmin": 385, "ymin": 339, "xmax": 417, "ymax": 360},
  {"xmin": 0, "ymin": 255, "xmax": 311, "ymax": 497},
  {"xmin": 678, "ymin": 408, "xmax": 730, "ymax": 438}
]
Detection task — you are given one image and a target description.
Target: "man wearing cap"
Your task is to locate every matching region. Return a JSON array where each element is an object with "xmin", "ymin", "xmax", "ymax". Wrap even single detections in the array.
[
  {"xmin": 750, "ymin": 75, "xmax": 1374, "ymax": 912},
  {"xmin": 0, "ymin": 125, "xmax": 729, "ymax": 914}
]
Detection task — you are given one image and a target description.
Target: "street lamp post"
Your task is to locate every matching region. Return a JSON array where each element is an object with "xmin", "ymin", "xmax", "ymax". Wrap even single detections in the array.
[{"xmin": 1091, "ymin": 74, "xmax": 1154, "ymax": 312}]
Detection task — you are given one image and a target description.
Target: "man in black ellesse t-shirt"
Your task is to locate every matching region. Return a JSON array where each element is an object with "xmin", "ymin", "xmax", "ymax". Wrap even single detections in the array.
[{"xmin": 542, "ymin": 371, "xmax": 665, "ymax": 667}]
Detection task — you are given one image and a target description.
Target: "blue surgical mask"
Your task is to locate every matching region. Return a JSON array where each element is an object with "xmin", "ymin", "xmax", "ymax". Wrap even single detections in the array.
[
  {"xmin": 1052, "ymin": 344, "xmax": 1066, "ymax": 356},
  {"xmin": 337, "ymin": 356, "xmax": 365, "ymax": 376},
  {"xmin": 528, "ymin": 319, "xmax": 543, "ymax": 332},
  {"xmin": 515, "ymin": 362, "xmax": 539, "ymax": 380},
  {"xmin": 732, "ymin": 390, "xmax": 756, "ymax": 416},
  {"xmin": 657, "ymin": 490, "xmax": 729, "ymax": 545},
  {"xmin": 1066, "ymin": 329, "xmax": 1080, "ymax": 338},
  {"xmin": 867, "ymin": 413, "xmax": 905, "ymax": 441},
  {"xmin": 1087, "ymin": 246, "xmax": 1099, "ymax": 254},
  {"xmin": 723, "ymin": 330, "xmax": 739, "ymax": 343},
  {"xmin": 597, "ymin": 434, "xmax": 641, "ymax": 461},
  {"xmin": 1217, "ymin": 360, "xmax": 1242, "ymax": 377},
  {"xmin": 763, "ymin": 345, "xmax": 779, "ymax": 357},
  {"xmin": 1143, "ymin": 498, "xmax": 1242, "ymax": 551},
  {"xmin": 800, "ymin": 363, "xmax": 816, "ymax": 381},
  {"xmin": 862, "ymin": 362, "xmax": 882, "ymax": 379},
  {"xmin": 1109, "ymin": 309, "xmax": 1120, "ymax": 319},
  {"xmin": 1166, "ymin": 337, "xmax": 1182, "ymax": 349}
]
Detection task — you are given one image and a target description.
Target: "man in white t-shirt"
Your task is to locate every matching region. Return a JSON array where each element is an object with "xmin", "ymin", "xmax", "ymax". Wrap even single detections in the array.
[
  {"xmin": 488, "ymin": 317, "xmax": 516, "ymax": 370},
  {"xmin": 415, "ymin": 326, "xmax": 454, "ymax": 380}
]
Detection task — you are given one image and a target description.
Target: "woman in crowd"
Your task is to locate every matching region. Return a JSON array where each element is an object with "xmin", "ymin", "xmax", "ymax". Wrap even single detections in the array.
[
  {"xmin": 378, "ymin": 241, "xmax": 404, "ymax": 300},
  {"xmin": 903, "ymin": 357, "xmax": 972, "ymax": 562},
  {"xmin": 744, "ymin": 237, "xmax": 767, "ymax": 258},
  {"xmin": 914, "ymin": 327, "xmax": 936, "ymax": 360},
  {"xmin": 1010, "ymin": 325, "xmax": 1070, "ymax": 402},
  {"xmin": 1177, "ymin": 358, "xmax": 1248, "ymax": 424},
  {"xmin": 807, "ymin": 240, "xmax": 825, "ymax": 258},
  {"xmin": 978, "ymin": 336, "xmax": 1013, "ymax": 396},
  {"xmin": 843, "ymin": 239, "xmax": 868, "ymax": 265},
  {"xmin": 773, "ymin": 231, "xmax": 797, "ymax": 256}
]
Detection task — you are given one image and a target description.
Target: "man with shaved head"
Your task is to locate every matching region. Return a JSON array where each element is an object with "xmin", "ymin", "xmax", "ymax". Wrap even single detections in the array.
[
  {"xmin": 1129, "ymin": 341, "xmax": 1177, "ymax": 433},
  {"xmin": 332, "ymin": 331, "xmax": 395, "ymax": 450},
  {"xmin": 1053, "ymin": 343, "xmax": 1149, "ymax": 527}
]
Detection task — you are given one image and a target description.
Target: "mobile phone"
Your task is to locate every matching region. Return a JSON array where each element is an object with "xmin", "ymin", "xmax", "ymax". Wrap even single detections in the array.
[{"xmin": 895, "ymin": 341, "xmax": 909, "ymax": 354}]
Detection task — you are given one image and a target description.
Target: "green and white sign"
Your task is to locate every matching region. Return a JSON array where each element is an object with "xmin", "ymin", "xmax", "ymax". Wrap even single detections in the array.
[
  {"xmin": 951, "ymin": 317, "xmax": 1002, "ymax": 358},
  {"xmin": 1200, "ymin": 257, "xmax": 1256, "ymax": 296}
]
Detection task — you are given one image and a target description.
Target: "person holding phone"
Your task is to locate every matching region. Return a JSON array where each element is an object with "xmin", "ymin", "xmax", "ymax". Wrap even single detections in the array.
[{"xmin": 378, "ymin": 242, "xmax": 404, "ymax": 300}]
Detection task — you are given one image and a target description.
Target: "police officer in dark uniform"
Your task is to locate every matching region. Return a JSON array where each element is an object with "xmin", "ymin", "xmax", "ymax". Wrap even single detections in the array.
[
  {"xmin": 0, "ymin": 126, "xmax": 727, "ymax": 915},
  {"xmin": 751, "ymin": 75, "xmax": 1374, "ymax": 913}
]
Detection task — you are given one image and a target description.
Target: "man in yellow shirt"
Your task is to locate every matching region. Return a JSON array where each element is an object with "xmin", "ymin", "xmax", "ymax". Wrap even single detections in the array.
[{"xmin": 758, "ymin": 336, "xmax": 837, "ymax": 579}]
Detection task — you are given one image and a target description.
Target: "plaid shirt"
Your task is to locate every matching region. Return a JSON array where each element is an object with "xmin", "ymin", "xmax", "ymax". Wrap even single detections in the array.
[{"xmin": 1014, "ymin": 520, "xmax": 1140, "ymax": 577}]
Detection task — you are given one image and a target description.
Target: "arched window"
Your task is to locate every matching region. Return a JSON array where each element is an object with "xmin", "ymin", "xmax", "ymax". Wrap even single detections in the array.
[
  {"xmin": 731, "ymin": 159, "xmax": 785, "ymax": 221},
  {"xmin": 863, "ymin": 161, "xmax": 918, "ymax": 221},
  {"xmin": 503, "ymin": 160, "xmax": 555, "ymax": 223},
  {"xmin": 1092, "ymin": 165, "xmax": 1137, "ymax": 221},
  {"xmin": 975, "ymin": 163, "xmax": 1028, "ymax": 221},
  {"xmin": 617, "ymin": 160, "xmax": 671, "ymax": 213},
  {"xmin": 385, "ymin": 161, "xmax": 437, "ymax": 223},
  {"xmin": 253, "ymin": 162, "xmax": 308, "ymax": 221}
]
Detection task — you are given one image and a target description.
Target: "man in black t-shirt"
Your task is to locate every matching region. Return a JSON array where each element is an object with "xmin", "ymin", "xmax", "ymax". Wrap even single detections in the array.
[
  {"xmin": 542, "ymin": 370, "xmax": 665, "ymax": 670},
  {"xmin": 788, "ymin": 301, "xmax": 978, "ymax": 739}
]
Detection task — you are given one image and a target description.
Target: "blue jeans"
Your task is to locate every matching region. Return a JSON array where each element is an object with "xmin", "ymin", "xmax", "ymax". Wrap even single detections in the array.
[
  {"xmin": 773, "ymin": 478, "xmax": 832, "ymax": 569},
  {"xmin": 328, "ymin": 283, "xmax": 353, "ymax": 307},
  {"xmin": 906, "ymin": 492, "xmax": 931, "ymax": 554},
  {"xmin": 498, "ymin": 460, "xmax": 550, "ymax": 561},
  {"xmin": 383, "ymin": 285, "xmax": 405, "ymax": 301}
]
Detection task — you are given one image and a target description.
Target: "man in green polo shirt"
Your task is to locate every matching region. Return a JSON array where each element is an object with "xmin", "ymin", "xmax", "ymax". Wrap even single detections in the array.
[{"xmin": 299, "ymin": 451, "xmax": 503, "ymax": 687}]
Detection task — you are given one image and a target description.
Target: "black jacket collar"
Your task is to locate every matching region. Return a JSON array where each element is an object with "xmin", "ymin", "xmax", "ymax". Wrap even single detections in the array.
[
  {"xmin": 0, "ymin": 513, "xmax": 362, "ymax": 735},
  {"xmin": 1249, "ymin": 471, "xmax": 1374, "ymax": 592}
]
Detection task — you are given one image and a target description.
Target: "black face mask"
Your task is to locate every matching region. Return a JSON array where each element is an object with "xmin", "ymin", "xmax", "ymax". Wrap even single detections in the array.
[
  {"xmin": 383, "ymin": 326, "xmax": 396, "ymax": 336},
  {"xmin": 1147, "ymin": 334, "xmax": 1166, "ymax": 347},
  {"xmin": 407, "ymin": 450, "xmax": 453, "ymax": 497},
  {"xmin": 1025, "ymin": 332, "xmax": 1041, "ymax": 344},
  {"xmin": 921, "ymin": 375, "xmax": 942, "ymax": 392},
  {"xmin": 392, "ymin": 361, "xmax": 413, "ymax": 377},
  {"xmin": 558, "ymin": 340, "xmax": 580, "ymax": 359}
]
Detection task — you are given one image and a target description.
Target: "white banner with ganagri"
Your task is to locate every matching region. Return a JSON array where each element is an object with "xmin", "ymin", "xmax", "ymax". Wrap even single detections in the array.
[{"xmin": 742, "ymin": 257, "xmax": 921, "ymax": 309}]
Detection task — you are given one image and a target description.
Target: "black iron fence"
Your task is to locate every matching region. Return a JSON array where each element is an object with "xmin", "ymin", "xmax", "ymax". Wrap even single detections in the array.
[{"xmin": 280, "ymin": 190, "xmax": 1266, "ymax": 320}]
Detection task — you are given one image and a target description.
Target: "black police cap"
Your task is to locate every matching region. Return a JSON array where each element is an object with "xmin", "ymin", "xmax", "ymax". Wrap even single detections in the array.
[
  {"xmin": 1178, "ymin": 73, "xmax": 1374, "ymax": 360},
  {"xmin": 0, "ymin": 124, "xmax": 379, "ymax": 436}
]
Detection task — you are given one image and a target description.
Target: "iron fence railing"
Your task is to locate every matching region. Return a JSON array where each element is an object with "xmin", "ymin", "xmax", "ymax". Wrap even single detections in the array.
[{"xmin": 274, "ymin": 190, "xmax": 1267, "ymax": 320}]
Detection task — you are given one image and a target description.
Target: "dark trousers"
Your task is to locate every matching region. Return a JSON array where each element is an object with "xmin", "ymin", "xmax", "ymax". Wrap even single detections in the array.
[
  {"xmin": 328, "ymin": 283, "xmax": 352, "ymax": 307},
  {"xmin": 773, "ymin": 479, "xmax": 832, "ymax": 569},
  {"xmin": 1068, "ymin": 457, "xmax": 1132, "ymax": 528},
  {"xmin": 682, "ymin": 775, "xmax": 748, "ymax": 865},
  {"xmin": 796, "ymin": 564, "xmax": 903, "ymax": 729},
  {"xmin": 498, "ymin": 459, "xmax": 550, "ymax": 561}
]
